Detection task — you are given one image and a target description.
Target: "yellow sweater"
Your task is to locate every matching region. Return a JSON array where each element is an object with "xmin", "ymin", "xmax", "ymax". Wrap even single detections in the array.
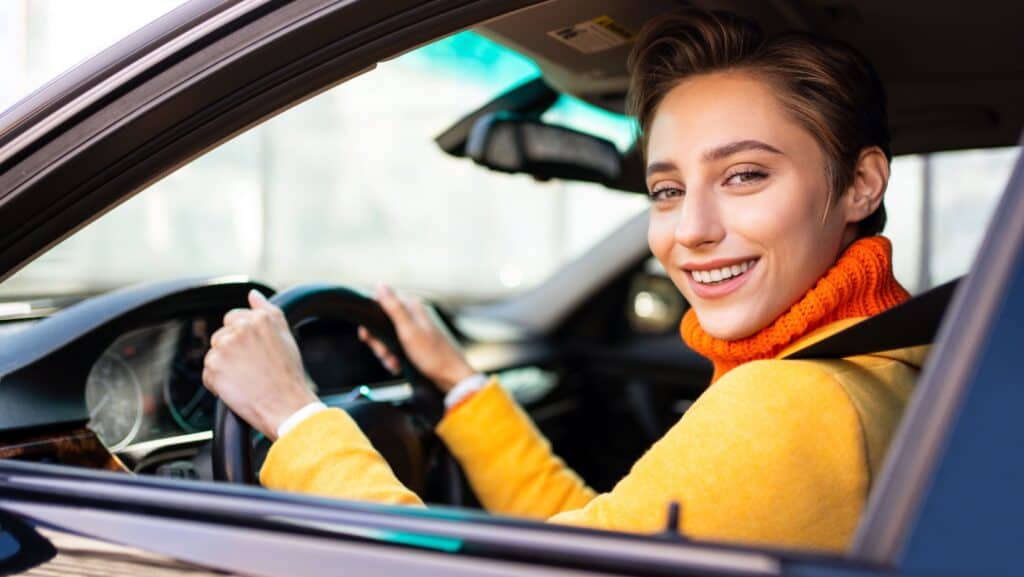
[{"xmin": 260, "ymin": 317, "xmax": 926, "ymax": 552}]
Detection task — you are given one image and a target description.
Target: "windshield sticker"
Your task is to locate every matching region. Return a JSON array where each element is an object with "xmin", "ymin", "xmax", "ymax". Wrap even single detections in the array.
[{"xmin": 547, "ymin": 15, "xmax": 635, "ymax": 54}]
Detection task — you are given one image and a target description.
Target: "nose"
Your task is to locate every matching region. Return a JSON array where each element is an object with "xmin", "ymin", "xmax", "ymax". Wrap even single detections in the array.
[{"xmin": 673, "ymin": 188, "xmax": 725, "ymax": 249}]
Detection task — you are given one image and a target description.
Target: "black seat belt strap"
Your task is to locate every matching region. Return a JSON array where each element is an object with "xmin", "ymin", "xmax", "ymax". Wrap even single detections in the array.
[{"xmin": 785, "ymin": 278, "xmax": 959, "ymax": 360}]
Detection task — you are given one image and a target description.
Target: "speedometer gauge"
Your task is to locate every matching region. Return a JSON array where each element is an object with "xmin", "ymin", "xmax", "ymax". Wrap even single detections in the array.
[
  {"xmin": 85, "ymin": 353, "xmax": 144, "ymax": 451},
  {"xmin": 164, "ymin": 357, "xmax": 216, "ymax": 432},
  {"xmin": 164, "ymin": 317, "xmax": 217, "ymax": 432}
]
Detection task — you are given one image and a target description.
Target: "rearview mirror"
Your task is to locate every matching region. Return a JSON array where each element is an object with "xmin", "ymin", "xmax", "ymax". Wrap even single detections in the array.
[{"xmin": 466, "ymin": 112, "xmax": 623, "ymax": 185}]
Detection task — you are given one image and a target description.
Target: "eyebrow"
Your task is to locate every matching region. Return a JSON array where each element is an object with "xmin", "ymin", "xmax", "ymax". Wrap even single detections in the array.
[
  {"xmin": 703, "ymin": 139, "xmax": 784, "ymax": 162},
  {"xmin": 645, "ymin": 139, "xmax": 785, "ymax": 178},
  {"xmin": 645, "ymin": 161, "xmax": 678, "ymax": 178}
]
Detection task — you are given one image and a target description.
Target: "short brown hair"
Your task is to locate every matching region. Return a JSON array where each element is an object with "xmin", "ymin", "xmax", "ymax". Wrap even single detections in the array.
[{"xmin": 627, "ymin": 9, "xmax": 890, "ymax": 237}]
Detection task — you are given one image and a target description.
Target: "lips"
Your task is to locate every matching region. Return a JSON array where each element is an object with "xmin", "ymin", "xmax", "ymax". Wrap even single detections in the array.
[
  {"xmin": 682, "ymin": 257, "xmax": 760, "ymax": 299},
  {"xmin": 688, "ymin": 258, "xmax": 758, "ymax": 285}
]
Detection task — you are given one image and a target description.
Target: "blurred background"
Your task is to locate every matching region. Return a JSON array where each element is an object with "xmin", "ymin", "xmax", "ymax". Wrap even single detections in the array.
[{"xmin": 0, "ymin": 0, "xmax": 1017, "ymax": 304}]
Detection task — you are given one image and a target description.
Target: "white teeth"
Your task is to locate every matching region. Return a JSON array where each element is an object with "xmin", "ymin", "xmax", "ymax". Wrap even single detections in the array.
[{"xmin": 689, "ymin": 259, "xmax": 758, "ymax": 285}]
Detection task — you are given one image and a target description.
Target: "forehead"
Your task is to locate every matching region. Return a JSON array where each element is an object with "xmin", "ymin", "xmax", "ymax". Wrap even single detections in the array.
[{"xmin": 646, "ymin": 71, "xmax": 811, "ymax": 162}]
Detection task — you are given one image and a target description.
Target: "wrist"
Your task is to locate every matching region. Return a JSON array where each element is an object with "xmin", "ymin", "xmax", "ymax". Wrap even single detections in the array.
[
  {"xmin": 444, "ymin": 373, "xmax": 488, "ymax": 410},
  {"xmin": 437, "ymin": 362, "xmax": 476, "ymax": 393},
  {"xmin": 260, "ymin": 380, "xmax": 319, "ymax": 440},
  {"xmin": 275, "ymin": 400, "xmax": 328, "ymax": 441}
]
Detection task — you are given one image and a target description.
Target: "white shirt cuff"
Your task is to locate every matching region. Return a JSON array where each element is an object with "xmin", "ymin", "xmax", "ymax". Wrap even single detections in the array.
[
  {"xmin": 276, "ymin": 401, "xmax": 328, "ymax": 440},
  {"xmin": 444, "ymin": 373, "xmax": 489, "ymax": 410},
  {"xmin": 276, "ymin": 375, "xmax": 487, "ymax": 438}
]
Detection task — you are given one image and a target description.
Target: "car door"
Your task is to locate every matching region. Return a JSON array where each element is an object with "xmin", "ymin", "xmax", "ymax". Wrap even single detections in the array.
[{"xmin": 0, "ymin": 1, "xmax": 1022, "ymax": 577}]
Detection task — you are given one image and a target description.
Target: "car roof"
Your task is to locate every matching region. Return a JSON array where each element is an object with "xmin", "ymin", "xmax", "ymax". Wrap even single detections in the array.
[{"xmin": 478, "ymin": 0, "xmax": 1024, "ymax": 155}]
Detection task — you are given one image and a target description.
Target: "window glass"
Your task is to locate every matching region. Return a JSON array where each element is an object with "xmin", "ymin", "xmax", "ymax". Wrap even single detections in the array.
[
  {"xmin": 0, "ymin": 2, "xmax": 1017, "ymax": 305},
  {"xmin": 542, "ymin": 95, "xmax": 638, "ymax": 152},
  {"xmin": 868, "ymin": 147, "xmax": 1018, "ymax": 294},
  {"xmin": 0, "ymin": 0, "xmax": 185, "ymax": 111},
  {"xmin": 929, "ymin": 147, "xmax": 1018, "ymax": 286},
  {"xmin": 885, "ymin": 155, "xmax": 924, "ymax": 292},
  {"xmin": 0, "ymin": 31, "xmax": 649, "ymax": 303}
]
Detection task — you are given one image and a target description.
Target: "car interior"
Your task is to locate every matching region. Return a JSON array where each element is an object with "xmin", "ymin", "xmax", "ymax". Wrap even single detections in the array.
[{"xmin": 0, "ymin": 0, "xmax": 1020, "ymax": 554}]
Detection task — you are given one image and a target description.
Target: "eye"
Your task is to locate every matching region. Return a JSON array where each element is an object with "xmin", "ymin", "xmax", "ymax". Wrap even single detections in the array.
[
  {"xmin": 647, "ymin": 186, "xmax": 684, "ymax": 202},
  {"xmin": 724, "ymin": 169, "xmax": 767, "ymax": 186}
]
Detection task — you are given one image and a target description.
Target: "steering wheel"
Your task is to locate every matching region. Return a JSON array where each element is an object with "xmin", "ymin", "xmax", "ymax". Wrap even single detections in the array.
[{"xmin": 212, "ymin": 284, "xmax": 459, "ymax": 502}]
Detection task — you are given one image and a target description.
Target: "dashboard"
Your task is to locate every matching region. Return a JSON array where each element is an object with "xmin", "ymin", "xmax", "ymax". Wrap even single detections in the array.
[
  {"xmin": 0, "ymin": 276, "xmax": 556, "ymax": 481},
  {"xmin": 0, "ymin": 278, "xmax": 394, "ymax": 474}
]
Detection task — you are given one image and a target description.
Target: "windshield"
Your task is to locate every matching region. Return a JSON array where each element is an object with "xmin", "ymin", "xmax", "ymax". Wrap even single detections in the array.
[{"xmin": 0, "ymin": 29, "xmax": 647, "ymax": 305}]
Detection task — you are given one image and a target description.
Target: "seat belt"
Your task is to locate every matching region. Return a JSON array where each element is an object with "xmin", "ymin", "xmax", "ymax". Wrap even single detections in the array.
[{"xmin": 785, "ymin": 277, "xmax": 960, "ymax": 360}]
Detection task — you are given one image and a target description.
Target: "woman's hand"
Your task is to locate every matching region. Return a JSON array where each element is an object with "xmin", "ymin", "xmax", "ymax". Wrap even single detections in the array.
[
  {"xmin": 359, "ymin": 284, "xmax": 475, "ymax": 393},
  {"xmin": 201, "ymin": 290, "xmax": 318, "ymax": 440}
]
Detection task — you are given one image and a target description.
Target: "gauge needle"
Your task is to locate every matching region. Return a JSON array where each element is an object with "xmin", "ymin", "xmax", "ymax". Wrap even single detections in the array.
[{"xmin": 89, "ymin": 392, "xmax": 111, "ymax": 419}]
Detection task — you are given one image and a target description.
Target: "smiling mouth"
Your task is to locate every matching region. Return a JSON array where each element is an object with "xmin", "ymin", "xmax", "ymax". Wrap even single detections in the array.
[{"xmin": 687, "ymin": 258, "xmax": 759, "ymax": 285}]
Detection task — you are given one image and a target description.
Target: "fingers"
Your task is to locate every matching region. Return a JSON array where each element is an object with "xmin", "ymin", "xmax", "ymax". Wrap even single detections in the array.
[
  {"xmin": 379, "ymin": 283, "xmax": 435, "ymax": 336},
  {"xmin": 358, "ymin": 325, "xmax": 401, "ymax": 375},
  {"xmin": 201, "ymin": 350, "xmax": 216, "ymax": 395},
  {"xmin": 245, "ymin": 289, "xmax": 286, "ymax": 327},
  {"xmin": 376, "ymin": 283, "xmax": 414, "ymax": 331},
  {"xmin": 201, "ymin": 346, "xmax": 225, "ymax": 397},
  {"xmin": 401, "ymin": 294, "xmax": 432, "ymax": 329},
  {"xmin": 223, "ymin": 291, "xmax": 287, "ymax": 339},
  {"xmin": 381, "ymin": 355, "xmax": 400, "ymax": 375},
  {"xmin": 357, "ymin": 325, "xmax": 388, "ymax": 357},
  {"xmin": 357, "ymin": 325, "xmax": 374, "ymax": 346},
  {"xmin": 223, "ymin": 308, "xmax": 249, "ymax": 327},
  {"xmin": 210, "ymin": 327, "xmax": 226, "ymax": 349},
  {"xmin": 247, "ymin": 288, "xmax": 272, "ymax": 310},
  {"xmin": 201, "ymin": 293, "xmax": 316, "ymax": 438}
]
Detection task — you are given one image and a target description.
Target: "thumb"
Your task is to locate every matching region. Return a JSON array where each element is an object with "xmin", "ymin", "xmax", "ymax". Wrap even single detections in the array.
[{"xmin": 248, "ymin": 288, "xmax": 272, "ymax": 310}]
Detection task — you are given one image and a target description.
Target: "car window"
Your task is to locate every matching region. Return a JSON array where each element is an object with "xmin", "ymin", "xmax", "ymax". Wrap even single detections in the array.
[
  {"xmin": 0, "ymin": 0, "xmax": 186, "ymax": 112},
  {"xmin": 0, "ymin": 30, "xmax": 648, "ymax": 305},
  {"xmin": 0, "ymin": 5, "xmax": 1017, "ymax": 304},
  {"xmin": 884, "ymin": 147, "xmax": 1018, "ymax": 293}
]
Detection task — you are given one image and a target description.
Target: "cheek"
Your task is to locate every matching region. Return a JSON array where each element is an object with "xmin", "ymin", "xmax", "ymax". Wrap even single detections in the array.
[
  {"xmin": 647, "ymin": 211, "xmax": 675, "ymax": 262},
  {"xmin": 727, "ymin": 177, "xmax": 826, "ymax": 249}
]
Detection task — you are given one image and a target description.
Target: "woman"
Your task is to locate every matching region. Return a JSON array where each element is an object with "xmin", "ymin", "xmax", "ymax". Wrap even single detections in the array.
[{"xmin": 201, "ymin": 9, "xmax": 927, "ymax": 552}]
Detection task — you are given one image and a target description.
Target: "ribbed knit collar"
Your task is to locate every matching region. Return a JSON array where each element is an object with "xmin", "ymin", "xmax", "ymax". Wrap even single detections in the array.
[{"xmin": 681, "ymin": 235, "xmax": 910, "ymax": 382}]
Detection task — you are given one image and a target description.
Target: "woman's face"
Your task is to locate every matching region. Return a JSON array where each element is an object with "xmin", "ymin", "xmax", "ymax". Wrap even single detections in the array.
[{"xmin": 646, "ymin": 72, "xmax": 853, "ymax": 340}]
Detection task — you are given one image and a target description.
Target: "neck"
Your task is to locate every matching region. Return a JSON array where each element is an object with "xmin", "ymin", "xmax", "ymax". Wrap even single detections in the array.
[{"xmin": 681, "ymin": 236, "xmax": 909, "ymax": 382}]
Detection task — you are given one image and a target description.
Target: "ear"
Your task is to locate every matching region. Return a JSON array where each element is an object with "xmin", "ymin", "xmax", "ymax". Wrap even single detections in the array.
[{"xmin": 841, "ymin": 146, "xmax": 889, "ymax": 224}]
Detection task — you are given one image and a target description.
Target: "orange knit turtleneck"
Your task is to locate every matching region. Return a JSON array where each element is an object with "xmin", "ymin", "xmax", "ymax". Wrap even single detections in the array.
[{"xmin": 681, "ymin": 235, "xmax": 909, "ymax": 382}]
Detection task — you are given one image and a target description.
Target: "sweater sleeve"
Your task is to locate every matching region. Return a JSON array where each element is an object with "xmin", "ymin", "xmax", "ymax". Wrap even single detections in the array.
[
  {"xmin": 545, "ymin": 360, "xmax": 870, "ymax": 551},
  {"xmin": 259, "ymin": 377, "xmax": 596, "ymax": 518},
  {"xmin": 260, "ymin": 362, "xmax": 871, "ymax": 551},
  {"xmin": 260, "ymin": 406, "xmax": 424, "ymax": 506},
  {"xmin": 435, "ymin": 378, "xmax": 597, "ymax": 519}
]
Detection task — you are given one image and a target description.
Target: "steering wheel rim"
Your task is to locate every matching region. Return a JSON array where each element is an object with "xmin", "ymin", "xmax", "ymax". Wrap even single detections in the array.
[{"xmin": 212, "ymin": 284, "xmax": 446, "ymax": 486}]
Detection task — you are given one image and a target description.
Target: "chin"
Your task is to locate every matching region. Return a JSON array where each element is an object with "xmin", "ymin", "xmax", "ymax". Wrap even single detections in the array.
[{"xmin": 693, "ymin": 308, "xmax": 765, "ymax": 341}]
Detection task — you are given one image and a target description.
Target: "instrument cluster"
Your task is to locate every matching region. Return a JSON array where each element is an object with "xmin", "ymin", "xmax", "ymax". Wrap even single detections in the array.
[
  {"xmin": 82, "ymin": 312, "xmax": 392, "ymax": 452},
  {"xmin": 84, "ymin": 316, "xmax": 219, "ymax": 450}
]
